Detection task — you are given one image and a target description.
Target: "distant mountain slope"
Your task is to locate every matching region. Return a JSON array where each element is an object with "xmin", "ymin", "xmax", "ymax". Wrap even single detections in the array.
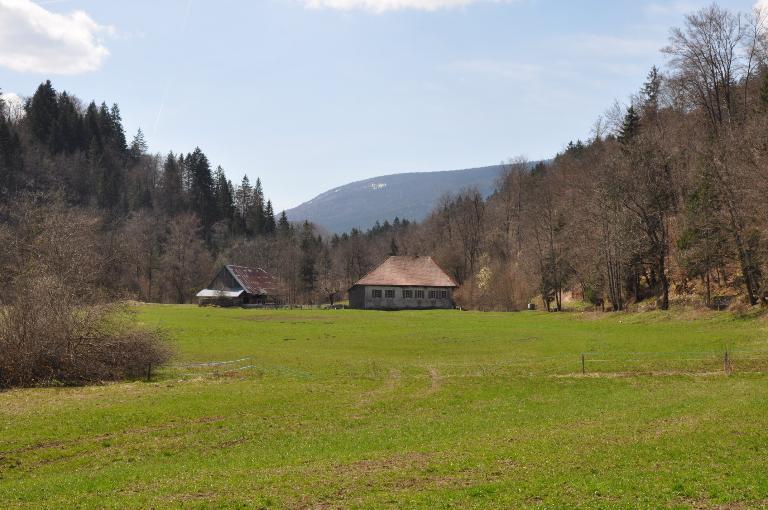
[{"xmin": 284, "ymin": 164, "xmax": 509, "ymax": 233}]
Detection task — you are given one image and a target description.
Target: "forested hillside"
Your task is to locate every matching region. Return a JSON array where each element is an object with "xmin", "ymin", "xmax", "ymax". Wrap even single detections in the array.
[
  {"xmin": 419, "ymin": 4, "xmax": 768, "ymax": 311},
  {"xmin": 340, "ymin": 4, "xmax": 768, "ymax": 312},
  {"xmin": 1, "ymin": 3, "xmax": 768, "ymax": 312},
  {"xmin": 284, "ymin": 164, "xmax": 508, "ymax": 233}
]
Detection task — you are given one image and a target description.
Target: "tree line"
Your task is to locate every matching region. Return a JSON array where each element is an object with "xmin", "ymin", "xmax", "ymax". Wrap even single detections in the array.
[
  {"xmin": 408, "ymin": 4, "xmax": 768, "ymax": 311},
  {"xmin": 2, "ymin": 3, "xmax": 768, "ymax": 312}
]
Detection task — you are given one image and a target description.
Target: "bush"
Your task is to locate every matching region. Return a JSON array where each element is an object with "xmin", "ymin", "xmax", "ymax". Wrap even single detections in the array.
[{"xmin": 0, "ymin": 276, "xmax": 172, "ymax": 389}]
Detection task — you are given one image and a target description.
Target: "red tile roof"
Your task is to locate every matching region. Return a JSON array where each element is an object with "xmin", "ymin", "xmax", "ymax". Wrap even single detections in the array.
[
  {"xmin": 353, "ymin": 256, "xmax": 457, "ymax": 288},
  {"xmin": 227, "ymin": 265, "xmax": 281, "ymax": 295}
]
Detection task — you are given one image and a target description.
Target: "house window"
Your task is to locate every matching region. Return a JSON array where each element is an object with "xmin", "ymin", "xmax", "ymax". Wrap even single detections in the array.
[
  {"xmin": 440, "ymin": 290, "xmax": 448, "ymax": 299},
  {"xmin": 429, "ymin": 290, "xmax": 438, "ymax": 299},
  {"xmin": 372, "ymin": 289, "xmax": 382, "ymax": 298},
  {"xmin": 415, "ymin": 290, "xmax": 425, "ymax": 299},
  {"xmin": 402, "ymin": 289, "xmax": 413, "ymax": 299},
  {"xmin": 385, "ymin": 289, "xmax": 395, "ymax": 299}
]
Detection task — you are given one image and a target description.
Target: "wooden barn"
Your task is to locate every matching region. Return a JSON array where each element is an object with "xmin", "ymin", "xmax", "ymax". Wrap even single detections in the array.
[
  {"xmin": 348, "ymin": 256, "xmax": 457, "ymax": 310},
  {"xmin": 196, "ymin": 265, "xmax": 282, "ymax": 307}
]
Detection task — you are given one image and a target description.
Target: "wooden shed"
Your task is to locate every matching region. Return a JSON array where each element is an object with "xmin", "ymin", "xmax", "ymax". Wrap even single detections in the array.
[{"xmin": 197, "ymin": 265, "xmax": 282, "ymax": 307}]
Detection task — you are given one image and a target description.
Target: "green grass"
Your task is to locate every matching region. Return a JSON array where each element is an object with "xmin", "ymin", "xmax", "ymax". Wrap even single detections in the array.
[{"xmin": 2, "ymin": 306, "xmax": 768, "ymax": 509}]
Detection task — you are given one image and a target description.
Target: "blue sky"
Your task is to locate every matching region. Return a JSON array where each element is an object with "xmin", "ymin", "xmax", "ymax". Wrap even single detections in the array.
[{"xmin": 0, "ymin": 0, "xmax": 760, "ymax": 210}]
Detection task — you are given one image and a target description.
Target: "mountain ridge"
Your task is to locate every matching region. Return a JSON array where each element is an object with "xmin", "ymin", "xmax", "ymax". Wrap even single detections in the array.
[{"xmin": 284, "ymin": 164, "xmax": 512, "ymax": 233}]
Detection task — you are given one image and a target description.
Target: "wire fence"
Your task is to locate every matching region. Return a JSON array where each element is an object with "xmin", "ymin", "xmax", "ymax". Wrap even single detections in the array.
[
  {"xmin": 576, "ymin": 348, "xmax": 768, "ymax": 375},
  {"xmin": 159, "ymin": 348, "xmax": 768, "ymax": 382}
]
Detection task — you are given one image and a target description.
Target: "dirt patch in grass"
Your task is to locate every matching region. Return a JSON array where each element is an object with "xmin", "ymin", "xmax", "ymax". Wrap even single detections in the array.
[
  {"xmin": 419, "ymin": 366, "xmax": 443, "ymax": 396},
  {"xmin": 284, "ymin": 452, "xmax": 524, "ymax": 509},
  {"xmin": 0, "ymin": 381, "xmax": 156, "ymax": 417},
  {"xmin": 0, "ymin": 415, "xmax": 225, "ymax": 458},
  {"xmin": 355, "ymin": 368, "xmax": 401, "ymax": 409}
]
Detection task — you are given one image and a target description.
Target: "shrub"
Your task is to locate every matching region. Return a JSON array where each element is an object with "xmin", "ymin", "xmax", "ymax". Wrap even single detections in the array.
[{"xmin": 0, "ymin": 275, "xmax": 172, "ymax": 389}]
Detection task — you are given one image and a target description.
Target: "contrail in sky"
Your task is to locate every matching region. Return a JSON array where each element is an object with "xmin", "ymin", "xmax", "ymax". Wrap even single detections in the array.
[{"xmin": 153, "ymin": 0, "xmax": 193, "ymax": 138}]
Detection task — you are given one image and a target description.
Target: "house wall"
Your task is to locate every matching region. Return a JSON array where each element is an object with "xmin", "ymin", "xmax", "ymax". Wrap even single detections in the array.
[
  {"xmin": 198, "ymin": 296, "xmax": 244, "ymax": 307},
  {"xmin": 349, "ymin": 286, "xmax": 366, "ymax": 309},
  {"xmin": 350, "ymin": 285, "xmax": 454, "ymax": 310},
  {"xmin": 209, "ymin": 268, "xmax": 241, "ymax": 291}
]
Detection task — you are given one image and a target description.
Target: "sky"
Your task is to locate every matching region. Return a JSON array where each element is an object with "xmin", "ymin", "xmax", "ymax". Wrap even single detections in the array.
[{"xmin": 0, "ymin": 0, "xmax": 763, "ymax": 211}]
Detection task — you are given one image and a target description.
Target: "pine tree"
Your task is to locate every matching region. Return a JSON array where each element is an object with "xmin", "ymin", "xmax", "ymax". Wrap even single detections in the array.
[
  {"xmin": 161, "ymin": 152, "xmax": 184, "ymax": 214},
  {"xmin": 186, "ymin": 147, "xmax": 215, "ymax": 229},
  {"xmin": 264, "ymin": 200, "xmax": 276, "ymax": 235},
  {"xmin": 109, "ymin": 104, "xmax": 127, "ymax": 155},
  {"xmin": 234, "ymin": 175, "xmax": 252, "ymax": 231},
  {"xmin": 0, "ymin": 113, "xmax": 23, "ymax": 197},
  {"xmin": 641, "ymin": 66, "xmax": 661, "ymax": 110},
  {"xmin": 300, "ymin": 221, "xmax": 318, "ymax": 294},
  {"xmin": 618, "ymin": 106, "xmax": 640, "ymax": 144},
  {"xmin": 51, "ymin": 92, "xmax": 84, "ymax": 154},
  {"xmin": 84, "ymin": 101, "xmax": 103, "ymax": 153},
  {"xmin": 247, "ymin": 177, "xmax": 266, "ymax": 235},
  {"xmin": 129, "ymin": 128, "xmax": 148, "ymax": 161},
  {"xmin": 213, "ymin": 166, "xmax": 234, "ymax": 224},
  {"xmin": 27, "ymin": 80, "xmax": 58, "ymax": 146},
  {"xmin": 277, "ymin": 211, "xmax": 291, "ymax": 236}
]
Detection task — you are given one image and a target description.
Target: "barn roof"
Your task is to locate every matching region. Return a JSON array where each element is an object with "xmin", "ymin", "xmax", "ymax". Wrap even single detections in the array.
[
  {"xmin": 226, "ymin": 265, "xmax": 280, "ymax": 295},
  {"xmin": 352, "ymin": 256, "xmax": 457, "ymax": 288}
]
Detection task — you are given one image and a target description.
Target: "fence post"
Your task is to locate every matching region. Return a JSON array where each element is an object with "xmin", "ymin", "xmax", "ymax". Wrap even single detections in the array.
[
  {"xmin": 146, "ymin": 363, "xmax": 152, "ymax": 382},
  {"xmin": 724, "ymin": 348, "xmax": 731, "ymax": 375},
  {"xmin": 581, "ymin": 353, "xmax": 586, "ymax": 375}
]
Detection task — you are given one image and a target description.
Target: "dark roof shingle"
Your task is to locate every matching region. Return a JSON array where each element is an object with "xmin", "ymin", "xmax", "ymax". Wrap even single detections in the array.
[
  {"xmin": 353, "ymin": 256, "xmax": 457, "ymax": 288},
  {"xmin": 227, "ymin": 265, "xmax": 281, "ymax": 295}
]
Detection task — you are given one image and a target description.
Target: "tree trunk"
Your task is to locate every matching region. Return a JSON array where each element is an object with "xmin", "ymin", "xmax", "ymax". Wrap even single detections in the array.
[{"xmin": 658, "ymin": 255, "xmax": 669, "ymax": 310}]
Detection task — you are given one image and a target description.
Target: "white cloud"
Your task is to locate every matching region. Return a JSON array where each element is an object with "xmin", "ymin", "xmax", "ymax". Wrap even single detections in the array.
[
  {"xmin": 302, "ymin": 0, "xmax": 509, "ymax": 13},
  {"xmin": 0, "ymin": 0, "xmax": 111, "ymax": 74}
]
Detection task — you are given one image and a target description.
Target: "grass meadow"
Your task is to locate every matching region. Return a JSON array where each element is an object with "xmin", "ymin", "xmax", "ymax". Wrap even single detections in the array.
[{"xmin": 2, "ymin": 306, "xmax": 768, "ymax": 509}]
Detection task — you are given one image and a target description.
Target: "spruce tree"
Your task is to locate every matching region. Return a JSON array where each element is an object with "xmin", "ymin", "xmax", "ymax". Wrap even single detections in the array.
[
  {"xmin": 234, "ymin": 175, "xmax": 252, "ymax": 231},
  {"xmin": 641, "ymin": 66, "xmax": 661, "ymax": 110},
  {"xmin": 51, "ymin": 92, "xmax": 83, "ymax": 154},
  {"xmin": 27, "ymin": 80, "xmax": 58, "ymax": 146},
  {"xmin": 618, "ymin": 106, "xmax": 640, "ymax": 144},
  {"xmin": 161, "ymin": 152, "xmax": 184, "ymax": 214},
  {"xmin": 247, "ymin": 177, "xmax": 266, "ymax": 235},
  {"xmin": 277, "ymin": 211, "xmax": 291, "ymax": 236},
  {"xmin": 213, "ymin": 166, "xmax": 234, "ymax": 224},
  {"xmin": 129, "ymin": 128, "xmax": 148, "ymax": 161},
  {"xmin": 264, "ymin": 200, "xmax": 276, "ymax": 235},
  {"xmin": 84, "ymin": 101, "xmax": 103, "ymax": 153},
  {"xmin": 186, "ymin": 147, "xmax": 215, "ymax": 228},
  {"xmin": 109, "ymin": 104, "xmax": 127, "ymax": 155},
  {"xmin": 300, "ymin": 221, "xmax": 318, "ymax": 294},
  {"xmin": 0, "ymin": 113, "xmax": 23, "ymax": 197}
]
